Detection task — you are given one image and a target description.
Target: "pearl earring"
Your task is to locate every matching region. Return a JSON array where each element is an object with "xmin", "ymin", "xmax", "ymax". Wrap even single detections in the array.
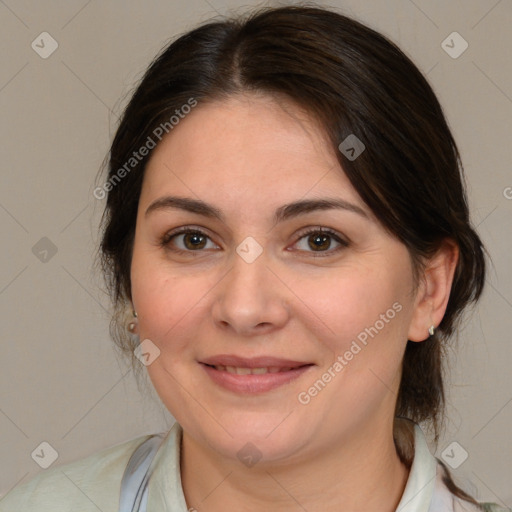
[
  {"xmin": 128, "ymin": 310, "xmax": 138, "ymax": 333},
  {"xmin": 428, "ymin": 325, "xmax": 435, "ymax": 336}
]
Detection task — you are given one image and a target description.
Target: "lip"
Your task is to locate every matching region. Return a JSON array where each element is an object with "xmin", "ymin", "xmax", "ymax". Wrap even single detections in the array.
[
  {"xmin": 199, "ymin": 359, "xmax": 314, "ymax": 394},
  {"xmin": 200, "ymin": 354, "xmax": 311, "ymax": 369}
]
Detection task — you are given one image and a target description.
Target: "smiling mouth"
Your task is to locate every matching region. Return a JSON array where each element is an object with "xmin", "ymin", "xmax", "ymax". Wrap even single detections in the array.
[
  {"xmin": 200, "ymin": 362, "xmax": 315, "ymax": 394},
  {"xmin": 204, "ymin": 364, "xmax": 312, "ymax": 375}
]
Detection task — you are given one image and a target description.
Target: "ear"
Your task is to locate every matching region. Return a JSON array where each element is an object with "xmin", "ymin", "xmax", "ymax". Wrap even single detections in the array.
[{"xmin": 407, "ymin": 239, "xmax": 459, "ymax": 342}]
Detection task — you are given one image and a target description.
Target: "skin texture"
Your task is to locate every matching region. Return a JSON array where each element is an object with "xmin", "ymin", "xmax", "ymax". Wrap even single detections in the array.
[{"xmin": 130, "ymin": 93, "xmax": 458, "ymax": 511}]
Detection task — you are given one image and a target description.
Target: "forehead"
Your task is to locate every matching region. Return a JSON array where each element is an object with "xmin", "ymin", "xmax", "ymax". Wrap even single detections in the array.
[{"xmin": 141, "ymin": 93, "xmax": 362, "ymax": 207}]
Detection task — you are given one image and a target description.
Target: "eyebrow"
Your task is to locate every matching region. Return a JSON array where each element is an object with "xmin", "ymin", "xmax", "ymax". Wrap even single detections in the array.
[{"xmin": 145, "ymin": 195, "xmax": 369, "ymax": 223}]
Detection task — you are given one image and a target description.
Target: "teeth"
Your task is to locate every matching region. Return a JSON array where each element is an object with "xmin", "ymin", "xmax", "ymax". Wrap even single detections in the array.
[
  {"xmin": 229, "ymin": 366, "xmax": 251, "ymax": 375},
  {"xmin": 250, "ymin": 367, "xmax": 268, "ymax": 375},
  {"xmin": 213, "ymin": 365, "xmax": 294, "ymax": 374}
]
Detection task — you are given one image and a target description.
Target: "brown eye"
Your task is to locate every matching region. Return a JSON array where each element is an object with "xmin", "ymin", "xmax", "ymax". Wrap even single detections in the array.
[
  {"xmin": 293, "ymin": 228, "xmax": 348, "ymax": 255},
  {"xmin": 161, "ymin": 228, "xmax": 219, "ymax": 252},
  {"xmin": 307, "ymin": 233, "xmax": 332, "ymax": 251},
  {"xmin": 182, "ymin": 232, "xmax": 207, "ymax": 250}
]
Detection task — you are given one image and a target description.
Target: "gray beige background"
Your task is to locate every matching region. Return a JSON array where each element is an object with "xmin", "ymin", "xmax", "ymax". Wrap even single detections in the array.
[{"xmin": 1, "ymin": 0, "xmax": 511, "ymax": 506}]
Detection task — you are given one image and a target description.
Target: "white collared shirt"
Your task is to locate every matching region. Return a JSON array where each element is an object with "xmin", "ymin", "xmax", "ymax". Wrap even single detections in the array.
[{"xmin": 0, "ymin": 421, "xmax": 507, "ymax": 511}]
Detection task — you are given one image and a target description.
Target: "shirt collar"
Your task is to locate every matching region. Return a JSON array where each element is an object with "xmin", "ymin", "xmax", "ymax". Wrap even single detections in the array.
[
  {"xmin": 147, "ymin": 421, "xmax": 188, "ymax": 511},
  {"xmin": 396, "ymin": 424, "xmax": 439, "ymax": 512}
]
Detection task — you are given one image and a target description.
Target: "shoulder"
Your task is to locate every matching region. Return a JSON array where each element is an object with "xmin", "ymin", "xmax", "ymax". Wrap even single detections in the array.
[{"xmin": 0, "ymin": 433, "xmax": 155, "ymax": 512}]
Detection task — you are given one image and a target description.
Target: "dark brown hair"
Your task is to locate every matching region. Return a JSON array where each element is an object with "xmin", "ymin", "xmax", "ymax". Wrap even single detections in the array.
[{"xmin": 99, "ymin": 4, "xmax": 486, "ymax": 505}]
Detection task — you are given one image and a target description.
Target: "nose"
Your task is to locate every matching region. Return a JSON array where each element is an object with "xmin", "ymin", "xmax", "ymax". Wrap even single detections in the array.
[{"xmin": 211, "ymin": 250, "xmax": 291, "ymax": 336}]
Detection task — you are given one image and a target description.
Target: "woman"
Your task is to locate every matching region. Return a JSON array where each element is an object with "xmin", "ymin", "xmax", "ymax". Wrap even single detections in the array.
[{"xmin": 0, "ymin": 5, "xmax": 507, "ymax": 512}]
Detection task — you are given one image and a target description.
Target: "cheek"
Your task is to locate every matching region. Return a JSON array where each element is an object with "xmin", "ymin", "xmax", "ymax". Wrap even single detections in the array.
[
  {"xmin": 132, "ymin": 269, "xmax": 212, "ymax": 342},
  {"xmin": 136, "ymin": 276, "xmax": 178, "ymax": 338},
  {"xmin": 298, "ymin": 265, "xmax": 402, "ymax": 343},
  {"xmin": 302, "ymin": 264, "xmax": 411, "ymax": 392},
  {"xmin": 290, "ymin": 270, "xmax": 410, "ymax": 431},
  {"xmin": 130, "ymin": 267, "xmax": 213, "ymax": 398},
  {"xmin": 313, "ymin": 282, "xmax": 408, "ymax": 398}
]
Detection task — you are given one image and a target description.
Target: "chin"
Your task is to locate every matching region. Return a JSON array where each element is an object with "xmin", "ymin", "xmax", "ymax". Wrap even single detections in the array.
[{"xmin": 197, "ymin": 413, "xmax": 315, "ymax": 464}]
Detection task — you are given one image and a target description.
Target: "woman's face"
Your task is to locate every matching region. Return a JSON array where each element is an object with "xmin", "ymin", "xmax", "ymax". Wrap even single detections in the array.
[{"xmin": 130, "ymin": 93, "xmax": 423, "ymax": 465}]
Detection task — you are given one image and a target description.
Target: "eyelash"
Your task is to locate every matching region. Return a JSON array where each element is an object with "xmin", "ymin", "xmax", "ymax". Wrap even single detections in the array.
[{"xmin": 160, "ymin": 225, "xmax": 349, "ymax": 257}]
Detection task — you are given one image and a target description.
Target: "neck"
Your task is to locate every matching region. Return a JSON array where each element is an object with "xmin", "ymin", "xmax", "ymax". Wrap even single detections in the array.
[{"xmin": 180, "ymin": 419, "xmax": 410, "ymax": 512}]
